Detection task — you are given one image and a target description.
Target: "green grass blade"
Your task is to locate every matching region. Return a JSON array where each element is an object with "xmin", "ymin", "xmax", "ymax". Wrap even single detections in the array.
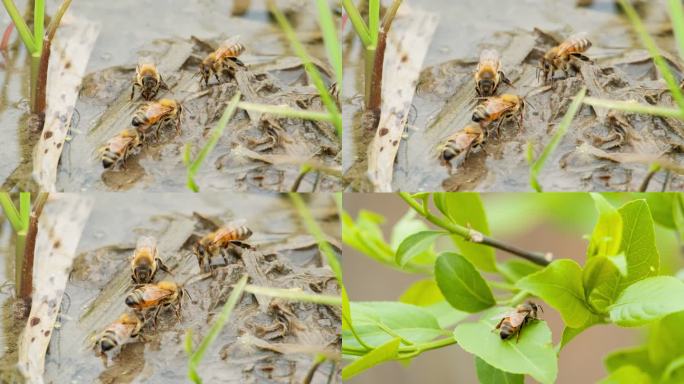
[
  {"xmin": 583, "ymin": 97, "xmax": 683, "ymax": 119},
  {"xmin": 368, "ymin": 0, "xmax": 380, "ymax": 45},
  {"xmin": 270, "ymin": 4, "xmax": 341, "ymax": 136},
  {"xmin": 33, "ymin": 0, "xmax": 43, "ymax": 52},
  {"xmin": 341, "ymin": 0, "xmax": 372, "ymax": 47},
  {"xmin": 237, "ymin": 102, "xmax": 333, "ymax": 122},
  {"xmin": 187, "ymin": 274, "xmax": 248, "ymax": 383},
  {"xmin": 619, "ymin": 0, "xmax": 684, "ymax": 111},
  {"xmin": 0, "ymin": 193, "xmax": 25, "ymax": 232},
  {"xmin": 185, "ymin": 93, "xmax": 241, "ymax": 192},
  {"xmin": 243, "ymin": 284, "xmax": 341, "ymax": 306},
  {"xmin": 529, "ymin": 88, "xmax": 587, "ymax": 192},
  {"xmin": 669, "ymin": 0, "xmax": 684, "ymax": 61},
  {"xmin": 315, "ymin": 0, "xmax": 342, "ymax": 86},
  {"xmin": 288, "ymin": 193, "xmax": 342, "ymax": 283},
  {"xmin": 19, "ymin": 192, "xmax": 30, "ymax": 231},
  {"xmin": 1, "ymin": 0, "xmax": 36, "ymax": 52}
]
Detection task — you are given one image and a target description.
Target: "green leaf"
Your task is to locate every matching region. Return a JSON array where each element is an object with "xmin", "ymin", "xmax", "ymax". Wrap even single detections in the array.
[
  {"xmin": 497, "ymin": 259, "xmax": 543, "ymax": 283},
  {"xmin": 662, "ymin": 355, "xmax": 684, "ymax": 384},
  {"xmin": 598, "ymin": 365, "xmax": 652, "ymax": 384},
  {"xmin": 609, "ymin": 276, "xmax": 684, "ymax": 326},
  {"xmin": 342, "ymin": 210, "xmax": 395, "ymax": 265},
  {"xmin": 605, "ymin": 346, "xmax": 658, "ymax": 377},
  {"xmin": 435, "ymin": 252, "xmax": 496, "ymax": 313},
  {"xmin": 341, "ymin": 337, "xmax": 401, "ymax": 380},
  {"xmin": 587, "ymin": 193, "xmax": 623, "ymax": 259},
  {"xmin": 475, "ymin": 356, "xmax": 524, "ymax": 384},
  {"xmin": 399, "ymin": 279, "xmax": 444, "ymax": 307},
  {"xmin": 396, "ymin": 231, "xmax": 445, "ymax": 266},
  {"xmin": 583, "ymin": 256, "xmax": 622, "ymax": 313},
  {"xmin": 618, "ymin": 200, "xmax": 660, "ymax": 289},
  {"xmin": 433, "ymin": 193, "xmax": 497, "ymax": 272},
  {"xmin": 391, "ymin": 211, "xmax": 436, "ymax": 267},
  {"xmin": 343, "ymin": 302, "xmax": 442, "ymax": 349},
  {"xmin": 559, "ymin": 315, "xmax": 602, "ymax": 349},
  {"xmin": 454, "ymin": 308, "xmax": 558, "ymax": 384},
  {"xmin": 648, "ymin": 311, "xmax": 684, "ymax": 371},
  {"xmin": 517, "ymin": 259, "xmax": 593, "ymax": 328}
]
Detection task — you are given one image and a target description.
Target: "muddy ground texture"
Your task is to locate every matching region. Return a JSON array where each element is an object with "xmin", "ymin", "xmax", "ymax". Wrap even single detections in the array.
[
  {"xmin": 57, "ymin": 34, "xmax": 340, "ymax": 192},
  {"xmin": 44, "ymin": 211, "xmax": 341, "ymax": 383},
  {"xmin": 345, "ymin": 12, "xmax": 684, "ymax": 192}
]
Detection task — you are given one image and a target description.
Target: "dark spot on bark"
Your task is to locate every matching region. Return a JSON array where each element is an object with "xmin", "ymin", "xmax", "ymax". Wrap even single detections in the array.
[
  {"xmin": 44, "ymin": 330, "xmax": 50, "ymax": 337},
  {"xmin": 65, "ymin": 61, "xmax": 72, "ymax": 69},
  {"xmin": 401, "ymin": 54, "xmax": 409, "ymax": 63},
  {"xmin": 379, "ymin": 128, "xmax": 389, "ymax": 136},
  {"xmin": 53, "ymin": 240, "xmax": 61, "ymax": 249},
  {"xmin": 380, "ymin": 146, "xmax": 384, "ymax": 152},
  {"xmin": 31, "ymin": 337, "xmax": 35, "ymax": 342},
  {"xmin": 44, "ymin": 131, "xmax": 53, "ymax": 139},
  {"xmin": 393, "ymin": 140, "xmax": 399, "ymax": 146},
  {"xmin": 30, "ymin": 317, "xmax": 40, "ymax": 326},
  {"xmin": 44, "ymin": 149, "xmax": 48, "ymax": 154},
  {"xmin": 56, "ymin": 143, "xmax": 62, "ymax": 149}
]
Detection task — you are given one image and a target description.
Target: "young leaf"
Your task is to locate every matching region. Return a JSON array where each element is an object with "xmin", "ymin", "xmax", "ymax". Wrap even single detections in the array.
[
  {"xmin": 435, "ymin": 252, "xmax": 495, "ymax": 313},
  {"xmin": 647, "ymin": 311, "xmax": 684, "ymax": 371},
  {"xmin": 342, "ymin": 210, "xmax": 395, "ymax": 265},
  {"xmin": 395, "ymin": 231, "xmax": 445, "ymax": 266},
  {"xmin": 475, "ymin": 356, "xmax": 524, "ymax": 384},
  {"xmin": 391, "ymin": 210, "xmax": 437, "ymax": 267},
  {"xmin": 517, "ymin": 259, "xmax": 593, "ymax": 328},
  {"xmin": 587, "ymin": 193, "xmax": 622, "ymax": 259},
  {"xmin": 341, "ymin": 337, "xmax": 401, "ymax": 380},
  {"xmin": 433, "ymin": 193, "xmax": 497, "ymax": 272},
  {"xmin": 399, "ymin": 279, "xmax": 444, "ymax": 307},
  {"xmin": 343, "ymin": 301, "xmax": 442, "ymax": 349},
  {"xmin": 597, "ymin": 365, "xmax": 652, "ymax": 384},
  {"xmin": 454, "ymin": 309, "xmax": 558, "ymax": 384},
  {"xmin": 497, "ymin": 259, "xmax": 543, "ymax": 283},
  {"xmin": 609, "ymin": 276, "xmax": 684, "ymax": 327},
  {"xmin": 605, "ymin": 346, "xmax": 658, "ymax": 378},
  {"xmin": 583, "ymin": 256, "xmax": 622, "ymax": 313},
  {"xmin": 617, "ymin": 200, "xmax": 659, "ymax": 290}
]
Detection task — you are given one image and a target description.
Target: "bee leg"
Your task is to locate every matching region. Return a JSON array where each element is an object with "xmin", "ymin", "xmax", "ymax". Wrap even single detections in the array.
[
  {"xmin": 156, "ymin": 258, "xmax": 174, "ymax": 276},
  {"xmin": 500, "ymin": 72, "xmax": 514, "ymax": 87},
  {"xmin": 516, "ymin": 319, "xmax": 526, "ymax": 343},
  {"xmin": 151, "ymin": 305, "xmax": 164, "ymax": 328},
  {"xmin": 130, "ymin": 84, "xmax": 137, "ymax": 101},
  {"xmin": 159, "ymin": 76, "xmax": 170, "ymax": 91},
  {"xmin": 495, "ymin": 118, "xmax": 505, "ymax": 138}
]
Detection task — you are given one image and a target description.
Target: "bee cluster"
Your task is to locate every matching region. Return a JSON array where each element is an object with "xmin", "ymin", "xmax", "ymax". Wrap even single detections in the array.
[
  {"xmin": 440, "ymin": 34, "xmax": 593, "ymax": 163},
  {"xmin": 100, "ymin": 37, "xmax": 246, "ymax": 170},
  {"xmin": 95, "ymin": 223, "xmax": 253, "ymax": 358}
]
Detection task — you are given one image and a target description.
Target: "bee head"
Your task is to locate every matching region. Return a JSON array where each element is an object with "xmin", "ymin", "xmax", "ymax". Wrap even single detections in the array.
[{"xmin": 133, "ymin": 267, "xmax": 151, "ymax": 283}]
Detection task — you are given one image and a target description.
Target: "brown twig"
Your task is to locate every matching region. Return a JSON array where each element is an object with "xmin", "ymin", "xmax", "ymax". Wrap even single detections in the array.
[
  {"xmin": 366, "ymin": 0, "xmax": 402, "ymax": 114},
  {"xmin": 18, "ymin": 192, "xmax": 49, "ymax": 305},
  {"xmin": 32, "ymin": 0, "xmax": 72, "ymax": 121}
]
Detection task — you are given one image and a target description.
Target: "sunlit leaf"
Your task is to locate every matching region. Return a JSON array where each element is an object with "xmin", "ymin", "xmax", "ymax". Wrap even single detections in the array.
[
  {"xmin": 454, "ymin": 308, "xmax": 558, "ymax": 384},
  {"xmin": 609, "ymin": 277, "xmax": 684, "ymax": 327},
  {"xmin": 597, "ymin": 365, "xmax": 652, "ymax": 384},
  {"xmin": 475, "ymin": 356, "xmax": 524, "ymax": 384},
  {"xmin": 517, "ymin": 259, "xmax": 593, "ymax": 328},
  {"xmin": 617, "ymin": 200, "xmax": 659, "ymax": 289},
  {"xmin": 587, "ymin": 193, "xmax": 622, "ymax": 259},
  {"xmin": 396, "ymin": 231, "xmax": 445, "ymax": 266},
  {"xmin": 341, "ymin": 337, "xmax": 401, "ymax": 380}
]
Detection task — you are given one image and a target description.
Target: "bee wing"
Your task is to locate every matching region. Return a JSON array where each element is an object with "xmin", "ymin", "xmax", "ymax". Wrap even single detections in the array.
[
  {"xmin": 214, "ymin": 35, "xmax": 241, "ymax": 57},
  {"xmin": 490, "ymin": 310, "xmax": 519, "ymax": 320},
  {"xmin": 137, "ymin": 55, "xmax": 157, "ymax": 67},
  {"xmin": 225, "ymin": 218, "xmax": 247, "ymax": 228},
  {"xmin": 145, "ymin": 102, "xmax": 174, "ymax": 119},
  {"xmin": 507, "ymin": 313, "xmax": 527, "ymax": 327},
  {"xmin": 485, "ymin": 96, "xmax": 516, "ymax": 114},
  {"xmin": 140, "ymin": 284, "xmax": 174, "ymax": 302},
  {"xmin": 479, "ymin": 49, "xmax": 500, "ymax": 65},
  {"xmin": 557, "ymin": 32, "xmax": 590, "ymax": 55},
  {"xmin": 136, "ymin": 235, "xmax": 158, "ymax": 249}
]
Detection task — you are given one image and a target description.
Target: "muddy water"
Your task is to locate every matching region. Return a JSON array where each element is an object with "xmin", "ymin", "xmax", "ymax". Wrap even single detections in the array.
[
  {"xmin": 343, "ymin": 0, "xmax": 683, "ymax": 191},
  {"xmin": 1, "ymin": 0, "xmax": 340, "ymax": 192},
  {"xmin": 41, "ymin": 193, "xmax": 340, "ymax": 383}
]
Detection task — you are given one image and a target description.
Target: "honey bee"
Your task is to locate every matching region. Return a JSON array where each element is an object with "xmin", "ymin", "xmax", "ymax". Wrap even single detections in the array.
[
  {"xmin": 472, "ymin": 94, "xmax": 525, "ymax": 136},
  {"xmin": 131, "ymin": 98, "xmax": 183, "ymax": 141},
  {"xmin": 440, "ymin": 124, "xmax": 485, "ymax": 162},
  {"xmin": 195, "ymin": 224, "xmax": 253, "ymax": 272},
  {"xmin": 493, "ymin": 301, "xmax": 543, "ymax": 342},
  {"xmin": 198, "ymin": 36, "xmax": 246, "ymax": 87},
  {"xmin": 131, "ymin": 236, "xmax": 171, "ymax": 284},
  {"xmin": 131, "ymin": 58, "xmax": 169, "ymax": 101},
  {"xmin": 539, "ymin": 33, "xmax": 592, "ymax": 83},
  {"xmin": 101, "ymin": 129, "xmax": 142, "ymax": 169},
  {"xmin": 95, "ymin": 313, "xmax": 143, "ymax": 355},
  {"xmin": 475, "ymin": 49, "xmax": 512, "ymax": 97},
  {"xmin": 125, "ymin": 281, "xmax": 187, "ymax": 326}
]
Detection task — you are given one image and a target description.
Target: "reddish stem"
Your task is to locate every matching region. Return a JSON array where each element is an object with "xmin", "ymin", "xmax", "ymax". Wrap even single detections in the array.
[{"xmin": 0, "ymin": 23, "xmax": 14, "ymax": 52}]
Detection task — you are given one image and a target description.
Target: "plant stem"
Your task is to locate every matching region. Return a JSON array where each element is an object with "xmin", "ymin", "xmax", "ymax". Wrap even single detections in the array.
[
  {"xmin": 583, "ymin": 97, "xmax": 683, "ymax": 119},
  {"xmin": 18, "ymin": 192, "xmax": 48, "ymax": 303},
  {"xmin": 1, "ymin": 0, "xmax": 36, "ymax": 52},
  {"xmin": 341, "ymin": 0, "xmax": 371, "ymax": 47},
  {"xmin": 639, "ymin": 163, "xmax": 662, "ymax": 192},
  {"xmin": 237, "ymin": 102, "xmax": 333, "ymax": 122},
  {"xmin": 242, "ymin": 284, "xmax": 341, "ymax": 306},
  {"xmin": 33, "ymin": 0, "xmax": 43, "ymax": 50},
  {"xmin": 367, "ymin": 0, "xmax": 401, "ymax": 112},
  {"xmin": 398, "ymin": 192, "xmax": 552, "ymax": 266}
]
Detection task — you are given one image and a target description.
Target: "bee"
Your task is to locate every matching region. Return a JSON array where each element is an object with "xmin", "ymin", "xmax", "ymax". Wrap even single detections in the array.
[
  {"xmin": 493, "ymin": 301, "xmax": 543, "ymax": 342},
  {"xmin": 131, "ymin": 236, "xmax": 172, "ymax": 284},
  {"xmin": 198, "ymin": 36, "xmax": 246, "ymax": 87},
  {"xmin": 440, "ymin": 124, "xmax": 485, "ymax": 162},
  {"xmin": 539, "ymin": 33, "xmax": 592, "ymax": 83},
  {"xmin": 95, "ymin": 313, "xmax": 143, "ymax": 355},
  {"xmin": 131, "ymin": 98, "xmax": 183, "ymax": 141},
  {"xmin": 195, "ymin": 224, "xmax": 252, "ymax": 272},
  {"xmin": 130, "ymin": 58, "xmax": 169, "ymax": 101},
  {"xmin": 475, "ymin": 49, "xmax": 512, "ymax": 97},
  {"xmin": 101, "ymin": 129, "xmax": 142, "ymax": 170},
  {"xmin": 125, "ymin": 281, "xmax": 187, "ymax": 326},
  {"xmin": 472, "ymin": 94, "xmax": 525, "ymax": 136}
]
